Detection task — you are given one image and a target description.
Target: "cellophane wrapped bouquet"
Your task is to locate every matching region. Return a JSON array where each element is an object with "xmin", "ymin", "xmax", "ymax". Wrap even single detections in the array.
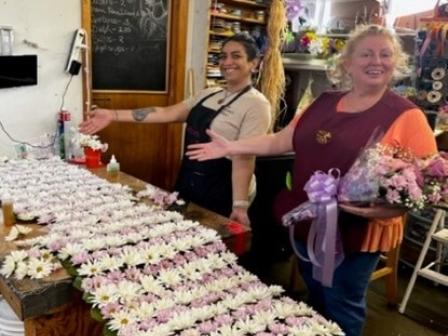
[{"xmin": 338, "ymin": 144, "xmax": 429, "ymax": 211}]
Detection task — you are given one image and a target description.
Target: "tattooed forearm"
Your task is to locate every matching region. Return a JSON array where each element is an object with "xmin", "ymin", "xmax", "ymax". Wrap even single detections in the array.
[{"xmin": 132, "ymin": 107, "xmax": 156, "ymax": 122}]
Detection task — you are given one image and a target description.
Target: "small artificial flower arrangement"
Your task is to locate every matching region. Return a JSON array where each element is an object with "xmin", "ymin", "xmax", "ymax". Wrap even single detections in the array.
[
  {"xmin": 71, "ymin": 129, "xmax": 108, "ymax": 152},
  {"xmin": 136, "ymin": 184, "xmax": 185, "ymax": 210}
]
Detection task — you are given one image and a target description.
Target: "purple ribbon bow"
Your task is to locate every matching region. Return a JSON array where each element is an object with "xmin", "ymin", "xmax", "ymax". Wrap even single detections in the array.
[{"xmin": 282, "ymin": 169, "xmax": 344, "ymax": 287}]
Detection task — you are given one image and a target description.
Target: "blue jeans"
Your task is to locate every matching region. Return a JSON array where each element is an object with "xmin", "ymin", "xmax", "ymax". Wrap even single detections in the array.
[{"xmin": 295, "ymin": 241, "xmax": 380, "ymax": 336}]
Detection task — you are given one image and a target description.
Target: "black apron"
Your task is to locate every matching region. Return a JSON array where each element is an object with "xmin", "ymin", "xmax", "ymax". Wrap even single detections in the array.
[{"xmin": 175, "ymin": 86, "xmax": 251, "ymax": 216}]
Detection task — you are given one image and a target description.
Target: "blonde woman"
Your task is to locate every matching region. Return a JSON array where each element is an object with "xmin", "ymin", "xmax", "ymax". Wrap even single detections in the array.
[{"xmin": 187, "ymin": 25, "xmax": 437, "ymax": 336}]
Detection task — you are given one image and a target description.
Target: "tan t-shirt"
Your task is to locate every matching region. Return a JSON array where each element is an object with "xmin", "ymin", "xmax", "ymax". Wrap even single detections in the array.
[
  {"xmin": 184, "ymin": 87, "xmax": 271, "ymax": 140},
  {"xmin": 184, "ymin": 86, "xmax": 271, "ymax": 200}
]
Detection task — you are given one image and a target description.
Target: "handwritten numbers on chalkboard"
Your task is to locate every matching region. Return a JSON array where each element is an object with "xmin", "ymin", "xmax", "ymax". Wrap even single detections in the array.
[{"xmin": 91, "ymin": 0, "xmax": 170, "ymax": 91}]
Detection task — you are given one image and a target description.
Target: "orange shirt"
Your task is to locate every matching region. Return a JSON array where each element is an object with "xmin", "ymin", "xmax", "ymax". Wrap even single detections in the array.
[{"xmin": 361, "ymin": 108, "xmax": 438, "ymax": 252}]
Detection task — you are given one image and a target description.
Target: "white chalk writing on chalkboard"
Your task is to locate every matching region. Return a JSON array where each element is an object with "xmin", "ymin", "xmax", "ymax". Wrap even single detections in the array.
[{"xmin": 91, "ymin": 0, "xmax": 169, "ymax": 91}]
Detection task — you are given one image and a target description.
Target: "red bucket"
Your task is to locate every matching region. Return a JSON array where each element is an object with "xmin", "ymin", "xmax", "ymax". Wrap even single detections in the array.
[{"xmin": 84, "ymin": 147, "xmax": 102, "ymax": 168}]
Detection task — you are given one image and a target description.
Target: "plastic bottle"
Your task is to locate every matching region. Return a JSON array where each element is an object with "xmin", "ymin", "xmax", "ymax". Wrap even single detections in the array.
[
  {"xmin": 2, "ymin": 200, "xmax": 15, "ymax": 227},
  {"xmin": 107, "ymin": 155, "xmax": 120, "ymax": 182}
]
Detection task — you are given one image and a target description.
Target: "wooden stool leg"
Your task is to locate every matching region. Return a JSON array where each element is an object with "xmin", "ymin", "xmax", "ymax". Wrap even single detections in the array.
[{"xmin": 385, "ymin": 245, "xmax": 399, "ymax": 307}]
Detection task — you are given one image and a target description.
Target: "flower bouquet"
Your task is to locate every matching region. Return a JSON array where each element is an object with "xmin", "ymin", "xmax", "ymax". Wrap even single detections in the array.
[{"xmin": 338, "ymin": 144, "xmax": 426, "ymax": 218}]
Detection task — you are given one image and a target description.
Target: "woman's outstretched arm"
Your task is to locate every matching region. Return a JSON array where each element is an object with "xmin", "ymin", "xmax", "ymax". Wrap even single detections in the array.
[{"xmin": 186, "ymin": 118, "xmax": 297, "ymax": 160}]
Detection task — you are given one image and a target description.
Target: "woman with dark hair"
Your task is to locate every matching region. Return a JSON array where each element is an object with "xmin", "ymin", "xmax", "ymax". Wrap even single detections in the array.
[
  {"xmin": 186, "ymin": 25, "xmax": 437, "ymax": 336},
  {"xmin": 80, "ymin": 33, "xmax": 271, "ymax": 226}
]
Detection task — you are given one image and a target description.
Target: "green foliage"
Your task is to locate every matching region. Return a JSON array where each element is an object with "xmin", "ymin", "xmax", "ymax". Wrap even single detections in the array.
[
  {"xmin": 60, "ymin": 259, "xmax": 79, "ymax": 277},
  {"xmin": 72, "ymin": 276, "xmax": 83, "ymax": 290},
  {"xmin": 103, "ymin": 324, "xmax": 118, "ymax": 336},
  {"xmin": 90, "ymin": 306, "xmax": 104, "ymax": 322},
  {"xmin": 285, "ymin": 171, "xmax": 292, "ymax": 191}
]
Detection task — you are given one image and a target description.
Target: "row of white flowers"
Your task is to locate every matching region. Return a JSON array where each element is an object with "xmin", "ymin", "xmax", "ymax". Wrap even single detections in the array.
[{"xmin": 0, "ymin": 158, "xmax": 344, "ymax": 336}]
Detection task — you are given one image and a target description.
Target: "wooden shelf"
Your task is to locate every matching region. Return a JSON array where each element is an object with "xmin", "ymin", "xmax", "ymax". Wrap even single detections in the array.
[
  {"xmin": 218, "ymin": 0, "xmax": 267, "ymax": 9},
  {"xmin": 211, "ymin": 12, "xmax": 265, "ymax": 25},
  {"xmin": 209, "ymin": 30, "xmax": 234, "ymax": 37},
  {"xmin": 420, "ymin": 17, "xmax": 448, "ymax": 22},
  {"xmin": 206, "ymin": 1, "xmax": 269, "ymax": 81}
]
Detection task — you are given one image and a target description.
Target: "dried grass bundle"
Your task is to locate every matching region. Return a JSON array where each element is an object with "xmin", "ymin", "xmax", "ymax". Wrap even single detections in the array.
[{"xmin": 260, "ymin": 0, "xmax": 287, "ymax": 131}]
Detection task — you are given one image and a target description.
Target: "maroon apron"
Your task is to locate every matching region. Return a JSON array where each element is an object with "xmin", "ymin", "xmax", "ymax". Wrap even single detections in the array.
[{"xmin": 273, "ymin": 90, "xmax": 415, "ymax": 252}]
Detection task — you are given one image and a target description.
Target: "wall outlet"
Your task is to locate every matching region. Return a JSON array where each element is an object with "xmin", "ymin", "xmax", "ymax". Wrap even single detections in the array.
[{"xmin": 65, "ymin": 28, "xmax": 87, "ymax": 75}]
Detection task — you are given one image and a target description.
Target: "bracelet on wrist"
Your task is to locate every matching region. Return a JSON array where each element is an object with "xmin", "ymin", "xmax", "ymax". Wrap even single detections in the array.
[
  {"xmin": 113, "ymin": 110, "xmax": 119, "ymax": 121},
  {"xmin": 232, "ymin": 200, "xmax": 249, "ymax": 209}
]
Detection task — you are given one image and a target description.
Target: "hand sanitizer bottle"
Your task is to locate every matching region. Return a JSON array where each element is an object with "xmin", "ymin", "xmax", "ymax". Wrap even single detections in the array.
[{"xmin": 107, "ymin": 155, "xmax": 120, "ymax": 182}]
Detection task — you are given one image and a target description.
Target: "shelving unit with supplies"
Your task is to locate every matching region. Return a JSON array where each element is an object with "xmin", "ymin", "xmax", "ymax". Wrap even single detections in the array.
[{"xmin": 206, "ymin": 0, "xmax": 270, "ymax": 87}]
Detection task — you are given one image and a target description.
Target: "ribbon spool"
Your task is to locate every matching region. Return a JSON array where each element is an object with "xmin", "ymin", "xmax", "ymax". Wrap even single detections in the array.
[
  {"xmin": 431, "ymin": 67, "xmax": 446, "ymax": 80},
  {"xmin": 427, "ymin": 90, "xmax": 442, "ymax": 103},
  {"xmin": 433, "ymin": 80, "xmax": 443, "ymax": 91}
]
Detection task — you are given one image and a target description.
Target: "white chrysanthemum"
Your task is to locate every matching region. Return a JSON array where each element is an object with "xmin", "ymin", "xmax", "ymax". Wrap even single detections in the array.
[
  {"xmin": 158, "ymin": 269, "xmax": 182, "ymax": 286},
  {"xmin": 4, "ymin": 227, "xmax": 20, "ymax": 241},
  {"xmin": 251, "ymin": 310, "xmax": 276, "ymax": 328},
  {"xmin": 288, "ymin": 326, "xmax": 315, "ymax": 336},
  {"xmin": 234, "ymin": 316, "xmax": 266, "ymax": 334},
  {"xmin": 221, "ymin": 294, "xmax": 247, "ymax": 310},
  {"xmin": 134, "ymin": 301, "xmax": 156, "ymax": 320},
  {"xmin": 238, "ymin": 271, "xmax": 257, "ymax": 283},
  {"xmin": 149, "ymin": 324, "xmax": 173, "ymax": 336},
  {"xmin": 219, "ymin": 252, "xmax": 238, "ymax": 265},
  {"xmin": 173, "ymin": 289, "xmax": 195, "ymax": 305},
  {"xmin": 16, "ymin": 225, "xmax": 33, "ymax": 235},
  {"xmin": 292, "ymin": 301, "xmax": 314, "ymax": 315},
  {"xmin": 78, "ymin": 260, "xmax": 104, "ymax": 277},
  {"xmin": 212, "ymin": 324, "xmax": 244, "ymax": 336},
  {"xmin": 27, "ymin": 257, "xmax": 54, "ymax": 279},
  {"xmin": 167, "ymin": 311, "xmax": 196, "ymax": 331},
  {"xmin": 273, "ymin": 301, "xmax": 297, "ymax": 319},
  {"xmin": 153, "ymin": 297, "xmax": 174, "ymax": 310},
  {"xmin": 91, "ymin": 284, "xmax": 119, "ymax": 307},
  {"xmin": 83, "ymin": 238, "xmax": 106, "ymax": 251},
  {"xmin": 0, "ymin": 256, "xmax": 16, "ymax": 277},
  {"xmin": 248, "ymin": 285, "xmax": 271, "ymax": 302},
  {"xmin": 141, "ymin": 246, "xmax": 162, "ymax": 264},
  {"xmin": 157, "ymin": 243, "xmax": 177, "ymax": 259},
  {"xmin": 206, "ymin": 254, "xmax": 227, "ymax": 269},
  {"xmin": 116, "ymin": 280, "xmax": 143, "ymax": 304},
  {"xmin": 121, "ymin": 249, "xmax": 145, "ymax": 267},
  {"xmin": 58, "ymin": 243, "xmax": 83, "ymax": 260},
  {"xmin": 107, "ymin": 310, "xmax": 137, "ymax": 332},
  {"xmin": 14, "ymin": 261, "xmax": 29, "ymax": 280},
  {"xmin": 180, "ymin": 263, "xmax": 202, "ymax": 281},
  {"xmin": 267, "ymin": 284, "xmax": 284, "ymax": 296},
  {"xmin": 9, "ymin": 250, "xmax": 28, "ymax": 263},
  {"xmin": 97, "ymin": 255, "xmax": 123, "ymax": 271},
  {"xmin": 189, "ymin": 306, "xmax": 212, "ymax": 322},
  {"xmin": 171, "ymin": 237, "xmax": 192, "ymax": 252},
  {"xmin": 199, "ymin": 228, "xmax": 220, "ymax": 243},
  {"xmin": 179, "ymin": 328, "xmax": 200, "ymax": 336},
  {"xmin": 140, "ymin": 275, "xmax": 165, "ymax": 295}
]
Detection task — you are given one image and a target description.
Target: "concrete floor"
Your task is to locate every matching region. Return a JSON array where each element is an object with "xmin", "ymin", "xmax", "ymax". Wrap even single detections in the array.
[{"xmin": 241, "ymin": 255, "xmax": 447, "ymax": 336}]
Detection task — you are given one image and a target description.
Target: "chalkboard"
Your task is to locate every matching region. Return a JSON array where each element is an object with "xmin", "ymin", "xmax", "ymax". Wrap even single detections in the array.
[{"xmin": 91, "ymin": 0, "xmax": 169, "ymax": 91}]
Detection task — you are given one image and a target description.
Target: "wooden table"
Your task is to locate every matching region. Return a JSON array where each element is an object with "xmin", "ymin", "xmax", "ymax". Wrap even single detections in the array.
[{"xmin": 0, "ymin": 168, "xmax": 251, "ymax": 336}]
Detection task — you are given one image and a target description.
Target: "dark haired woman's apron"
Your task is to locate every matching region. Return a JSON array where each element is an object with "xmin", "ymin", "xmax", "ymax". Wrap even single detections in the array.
[{"xmin": 175, "ymin": 86, "xmax": 251, "ymax": 216}]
